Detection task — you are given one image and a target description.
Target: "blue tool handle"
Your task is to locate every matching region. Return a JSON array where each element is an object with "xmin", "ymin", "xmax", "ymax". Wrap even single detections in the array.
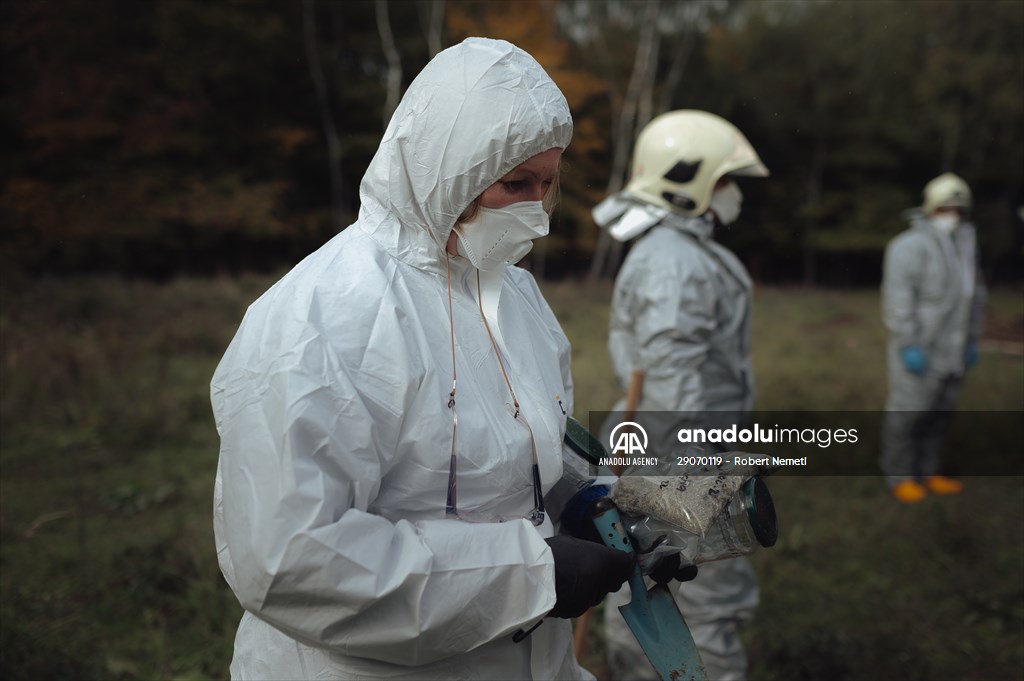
[
  {"xmin": 591, "ymin": 497, "xmax": 647, "ymax": 594},
  {"xmin": 591, "ymin": 497, "xmax": 633, "ymax": 552}
]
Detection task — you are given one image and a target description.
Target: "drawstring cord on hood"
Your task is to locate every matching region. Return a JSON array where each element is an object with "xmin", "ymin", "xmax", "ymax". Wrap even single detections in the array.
[{"xmin": 445, "ymin": 252, "xmax": 457, "ymax": 409}]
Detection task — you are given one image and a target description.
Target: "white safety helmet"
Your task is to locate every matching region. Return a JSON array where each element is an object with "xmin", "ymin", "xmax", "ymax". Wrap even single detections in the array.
[
  {"xmin": 625, "ymin": 110, "xmax": 769, "ymax": 217},
  {"xmin": 922, "ymin": 172, "xmax": 972, "ymax": 214}
]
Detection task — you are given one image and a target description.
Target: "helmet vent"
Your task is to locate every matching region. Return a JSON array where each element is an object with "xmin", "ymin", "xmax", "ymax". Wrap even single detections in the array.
[
  {"xmin": 664, "ymin": 160, "xmax": 702, "ymax": 184},
  {"xmin": 662, "ymin": 192, "xmax": 697, "ymax": 211}
]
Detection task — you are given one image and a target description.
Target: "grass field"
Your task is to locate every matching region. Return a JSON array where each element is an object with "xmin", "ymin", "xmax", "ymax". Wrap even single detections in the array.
[{"xmin": 1, "ymin": 273, "xmax": 1021, "ymax": 680}]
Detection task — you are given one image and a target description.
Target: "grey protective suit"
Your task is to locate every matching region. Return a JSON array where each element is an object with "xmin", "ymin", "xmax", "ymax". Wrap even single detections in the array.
[
  {"xmin": 881, "ymin": 213, "xmax": 986, "ymax": 484},
  {"xmin": 599, "ymin": 201, "xmax": 758, "ymax": 681}
]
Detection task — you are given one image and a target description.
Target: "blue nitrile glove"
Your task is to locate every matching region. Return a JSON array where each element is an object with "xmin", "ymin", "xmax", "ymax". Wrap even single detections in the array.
[
  {"xmin": 965, "ymin": 342, "xmax": 979, "ymax": 368},
  {"xmin": 900, "ymin": 345, "xmax": 928, "ymax": 375}
]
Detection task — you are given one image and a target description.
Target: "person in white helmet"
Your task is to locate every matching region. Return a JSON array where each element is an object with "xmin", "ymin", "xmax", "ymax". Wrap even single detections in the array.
[
  {"xmin": 881, "ymin": 172, "xmax": 986, "ymax": 503},
  {"xmin": 592, "ymin": 110, "xmax": 769, "ymax": 681},
  {"xmin": 211, "ymin": 38, "xmax": 633, "ymax": 680}
]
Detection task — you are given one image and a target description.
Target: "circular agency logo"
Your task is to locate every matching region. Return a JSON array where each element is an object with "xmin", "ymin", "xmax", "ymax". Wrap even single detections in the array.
[{"xmin": 609, "ymin": 421, "xmax": 648, "ymax": 456}]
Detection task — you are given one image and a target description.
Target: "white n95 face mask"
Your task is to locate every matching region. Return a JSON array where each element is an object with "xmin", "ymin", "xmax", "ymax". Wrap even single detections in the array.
[
  {"xmin": 455, "ymin": 201, "xmax": 550, "ymax": 271},
  {"xmin": 932, "ymin": 213, "xmax": 960, "ymax": 234},
  {"xmin": 709, "ymin": 182, "xmax": 743, "ymax": 226}
]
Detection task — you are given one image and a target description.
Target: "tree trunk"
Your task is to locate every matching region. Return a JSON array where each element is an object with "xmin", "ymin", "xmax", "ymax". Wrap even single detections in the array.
[
  {"xmin": 588, "ymin": 0, "xmax": 662, "ymax": 283},
  {"xmin": 302, "ymin": 0, "xmax": 346, "ymax": 231},
  {"xmin": 419, "ymin": 0, "xmax": 445, "ymax": 58},
  {"xmin": 802, "ymin": 138, "xmax": 827, "ymax": 286},
  {"xmin": 375, "ymin": 0, "xmax": 403, "ymax": 131},
  {"xmin": 941, "ymin": 98, "xmax": 961, "ymax": 172},
  {"xmin": 657, "ymin": 23, "xmax": 695, "ymax": 113}
]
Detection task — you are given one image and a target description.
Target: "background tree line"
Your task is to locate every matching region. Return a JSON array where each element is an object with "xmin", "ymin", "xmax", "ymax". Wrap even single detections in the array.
[{"xmin": 2, "ymin": 0, "xmax": 1022, "ymax": 284}]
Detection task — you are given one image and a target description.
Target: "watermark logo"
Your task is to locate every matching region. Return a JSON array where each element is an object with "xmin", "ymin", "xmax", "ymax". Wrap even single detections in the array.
[{"xmin": 609, "ymin": 421, "xmax": 648, "ymax": 455}]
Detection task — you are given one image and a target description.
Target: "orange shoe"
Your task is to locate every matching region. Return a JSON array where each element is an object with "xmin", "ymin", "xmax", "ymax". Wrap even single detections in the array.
[
  {"xmin": 925, "ymin": 476, "xmax": 963, "ymax": 495},
  {"xmin": 892, "ymin": 480, "xmax": 928, "ymax": 503}
]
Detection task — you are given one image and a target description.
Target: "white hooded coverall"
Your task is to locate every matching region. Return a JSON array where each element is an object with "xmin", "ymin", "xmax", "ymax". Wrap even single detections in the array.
[
  {"xmin": 212, "ymin": 38, "xmax": 588, "ymax": 680},
  {"xmin": 598, "ymin": 202, "xmax": 759, "ymax": 681}
]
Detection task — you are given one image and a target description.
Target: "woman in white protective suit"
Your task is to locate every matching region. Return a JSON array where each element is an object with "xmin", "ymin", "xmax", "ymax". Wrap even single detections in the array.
[
  {"xmin": 211, "ymin": 38, "xmax": 632, "ymax": 680},
  {"xmin": 592, "ymin": 110, "xmax": 769, "ymax": 681},
  {"xmin": 881, "ymin": 172, "xmax": 985, "ymax": 503}
]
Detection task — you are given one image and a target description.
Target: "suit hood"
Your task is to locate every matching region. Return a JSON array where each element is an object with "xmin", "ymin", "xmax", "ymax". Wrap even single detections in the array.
[{"xmin": 356, "ymin": 37, "xmax": 573, "ymax": 274}]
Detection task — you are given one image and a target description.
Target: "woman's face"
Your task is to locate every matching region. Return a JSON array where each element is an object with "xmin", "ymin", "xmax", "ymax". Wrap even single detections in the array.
[{"xmin": 478, "ymin": 148, "xmax": 563, "ymax": 209}]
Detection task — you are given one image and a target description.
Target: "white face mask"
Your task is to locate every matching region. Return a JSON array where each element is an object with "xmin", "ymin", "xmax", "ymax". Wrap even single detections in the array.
[
  {"xmin": 455, "ymin": 201, "xmax": 550, "ymax": 271},
  {"xmin": 931, "ymin": 213, "xmax": 960, "ymax": 234},
  {"xmin": 709, "ymin": 182, "xmax": 743, "ymax": 226}
]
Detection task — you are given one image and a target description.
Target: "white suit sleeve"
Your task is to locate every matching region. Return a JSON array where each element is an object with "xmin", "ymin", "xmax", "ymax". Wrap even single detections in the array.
[
  {"xmin": 622, "ymin": 261, "xmax": 715, "ymax": 413},
  {"xmin": 213, "ymin": 329, "xmax": 556, "ymax": 667},
  {"xmin": 882, "ymin": 235, "xmax": 923, "ymax": 349}
]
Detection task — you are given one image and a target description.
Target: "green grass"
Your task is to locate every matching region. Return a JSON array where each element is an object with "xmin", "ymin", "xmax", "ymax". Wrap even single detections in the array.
[
  {"xmin": 1, "ymin": 274, "xmax": 1021, "ymax": 680},
  {"xmin": 0, "ymin": 274, "xmax": 269, "ymax": 680}
]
